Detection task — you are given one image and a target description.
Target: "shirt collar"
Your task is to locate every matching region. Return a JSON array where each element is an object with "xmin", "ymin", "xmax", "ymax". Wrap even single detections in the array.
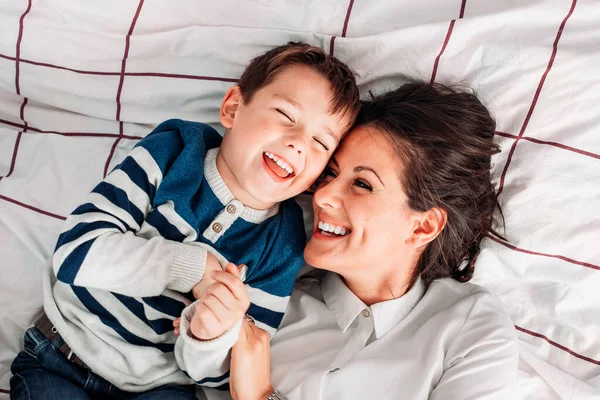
[
  {"xmin": 322, "ymin": 272, "xmax": 368, "ymax": 333},
  {"xmin": 204, "ymin": 148, "xmax": 279, "ymax": 223},
  {"xmin": 322, "ymin": 272, "xmax": 425, "ymax": 338},
  {"xmin": 371, "ymin": 278, "xmax": 424, "ymax": 338}
]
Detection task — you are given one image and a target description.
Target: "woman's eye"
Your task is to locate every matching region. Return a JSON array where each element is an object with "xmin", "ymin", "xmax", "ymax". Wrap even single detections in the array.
[
  {"xmin": 323, "ymin": 167, "xmax": 337, "ymax": 178},
  {"xmin": 275, "ymin": 108, "xmax": 294, "ymax": 123},
  {"xmin": 315, "ymin": 167, "xmax": 336, "ymax": 189},
  {"xmin": 354, "ymin": 179, "xmax": 372, "ymax": 191},
  {"xmin": 314, "ymin": 137, "xmax": 329, "ymax": 151}
]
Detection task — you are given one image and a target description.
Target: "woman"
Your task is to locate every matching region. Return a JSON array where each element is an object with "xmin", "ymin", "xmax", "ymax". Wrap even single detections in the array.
[{"xmin": 224, "ymin": 82, "xmax": 518, "ymax": 400}]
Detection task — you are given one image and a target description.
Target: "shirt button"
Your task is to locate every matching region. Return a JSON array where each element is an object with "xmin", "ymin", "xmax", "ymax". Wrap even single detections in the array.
[
  {"xmin": 226, "ymin": 204, "xmax": 236, "ymax": 214},
  {"xmin": 362, "ymin": 309, "xmax": 371, "ymax": 317},
  {"xmin": 212, "ymin": 222, "xmax": 223, "ymax": 233}
]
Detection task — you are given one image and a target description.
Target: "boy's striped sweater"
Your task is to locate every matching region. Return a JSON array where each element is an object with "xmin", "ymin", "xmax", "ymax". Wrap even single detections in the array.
[{"xmin": 43, "ymin": 119, "xmax": 306, "ymax": 392}]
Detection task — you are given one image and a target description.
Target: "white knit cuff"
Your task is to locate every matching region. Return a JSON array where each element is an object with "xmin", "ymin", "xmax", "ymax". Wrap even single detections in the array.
[
  {"xmin": 180, "ymin": 299, "xmax": 243, "ymax": 351},
  {"xmin": 169, "ymin": 244, "xmax": 207, "ymax": 293}
]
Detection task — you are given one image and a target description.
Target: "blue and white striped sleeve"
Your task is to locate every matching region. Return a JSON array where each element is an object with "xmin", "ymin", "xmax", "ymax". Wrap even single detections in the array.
[
  {"xmin": 175, "ymin": 299, "xmax": 242, "ymax": 389},
  {"xmin": 244, "ymin": 207, "xmax": 307, "ymax": 339},
  {"xmin": 175, "ymin": 227, "xmax": 305, "ymax": 388},
  {"xmin": 173, "ymin": 284, "xmax": 294, "ymax": 389},
  {"xmin": 52, "ymin": 124, "xmax": 208, "ymax": 297}
]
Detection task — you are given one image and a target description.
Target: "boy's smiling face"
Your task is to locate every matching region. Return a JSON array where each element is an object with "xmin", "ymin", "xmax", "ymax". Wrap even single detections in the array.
[{"xmin": 217, "ymin": 64, "xmax": 351, "ymax": 210}]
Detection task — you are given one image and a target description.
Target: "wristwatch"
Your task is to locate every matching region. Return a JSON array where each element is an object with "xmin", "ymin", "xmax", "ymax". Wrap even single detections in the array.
[{"xmin": 266, "ymin": 389, "xmax": 288, "ymax": 400}]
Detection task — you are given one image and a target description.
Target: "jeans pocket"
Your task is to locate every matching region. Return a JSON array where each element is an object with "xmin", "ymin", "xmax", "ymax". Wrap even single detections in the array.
[{"xmin": 11, "ymin": 343, "xmax": 40, "ymax": 375}]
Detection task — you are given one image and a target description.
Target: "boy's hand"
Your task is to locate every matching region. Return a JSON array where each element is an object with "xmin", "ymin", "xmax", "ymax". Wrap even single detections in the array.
[
  {"xmin": 172, "ymin": 257, "xmax": 243, "ymax": 336},
  {"xmin": 173, "ymin": 317, "xmax": 181, "ymax": 335},
  {"xmin": 191, "ymin": 252, "xmax": 222, "ymax": 300},
  {"xmin": 189, "ymin": 263, "xmax": 250, "ymax": 341}
]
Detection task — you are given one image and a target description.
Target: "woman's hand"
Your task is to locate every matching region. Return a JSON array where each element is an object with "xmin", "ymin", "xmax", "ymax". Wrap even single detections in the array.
[{"xmin": 230, "ymin": 319, "xmax": 274, "ymax": 400}]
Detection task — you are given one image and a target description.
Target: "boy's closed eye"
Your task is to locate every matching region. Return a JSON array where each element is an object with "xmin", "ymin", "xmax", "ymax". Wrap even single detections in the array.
[
  {"xmin": 275, "ymin": 108, "xmax": 294, "ymax": 123},
  {"xmin": 314, "ymin": 137, "xmax": 329, "ymax": 151},
  {"xmin": 275, "ymin": 107, "xmax": 331, "ymax": 151}
]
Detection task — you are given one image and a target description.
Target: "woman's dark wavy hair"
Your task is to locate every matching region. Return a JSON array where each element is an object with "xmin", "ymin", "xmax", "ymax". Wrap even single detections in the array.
[{"xmin": 355, "ymin": 82, "xmax": 503, "ymax": 289}]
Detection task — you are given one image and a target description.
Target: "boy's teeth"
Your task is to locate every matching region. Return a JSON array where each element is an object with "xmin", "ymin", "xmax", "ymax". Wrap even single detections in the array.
[
  {"xmin": 265, "ymin": 152, "xmax": 294, "ymax": 175},
  {"xmin": 317, "ymin": 221, "xmax": 348, "ymax": 236}
]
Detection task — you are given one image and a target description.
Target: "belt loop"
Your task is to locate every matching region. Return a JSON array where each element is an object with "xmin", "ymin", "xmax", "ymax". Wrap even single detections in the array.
[{"xmin": 25, "ymin": 326, "xmax": 46, "ymax": 347}]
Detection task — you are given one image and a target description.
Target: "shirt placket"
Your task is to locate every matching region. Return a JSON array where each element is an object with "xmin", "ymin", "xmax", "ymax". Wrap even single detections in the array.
[
  {"xmin": 322, "ymin": 307, "xmax": 375, "ymax": 399},
  {"xmin": 202, "ymin": 199, "xmax": 244, "ymax": 243}
]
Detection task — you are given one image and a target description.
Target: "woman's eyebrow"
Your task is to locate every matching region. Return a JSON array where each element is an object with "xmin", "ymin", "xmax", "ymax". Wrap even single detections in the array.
[{"xmin": 354, "ymin": 166, "xmax": 384, "ymax": 186}]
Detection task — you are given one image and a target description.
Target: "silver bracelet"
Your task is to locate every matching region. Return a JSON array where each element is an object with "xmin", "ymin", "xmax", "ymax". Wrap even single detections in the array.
[{"xmin": 266, "ymin": 389, "xmax": 288, "ymax": 400}]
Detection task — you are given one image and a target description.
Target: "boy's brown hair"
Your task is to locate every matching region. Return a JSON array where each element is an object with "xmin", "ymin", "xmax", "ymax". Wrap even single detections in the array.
[{"xmin": 238, "ymin": 42, "xmax": 360, "ymax": 126}]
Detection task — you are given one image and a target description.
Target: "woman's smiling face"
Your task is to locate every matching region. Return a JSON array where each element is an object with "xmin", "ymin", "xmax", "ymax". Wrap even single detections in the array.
[{"xmin": 304, "ymin": 125, "xmax": 421, "ymax": 276}]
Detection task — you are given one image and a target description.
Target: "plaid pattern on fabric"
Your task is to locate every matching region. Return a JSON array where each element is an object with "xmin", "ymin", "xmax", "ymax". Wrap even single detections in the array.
[{"xmin": 1, "ymin": 1, "xmax": 598, "ymax": 399}]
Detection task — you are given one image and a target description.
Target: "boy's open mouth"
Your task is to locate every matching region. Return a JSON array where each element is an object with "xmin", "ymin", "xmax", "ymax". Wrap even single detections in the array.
[{"xmin": 263, "ymin": 152, "xmax": 295, "ymax": 179}]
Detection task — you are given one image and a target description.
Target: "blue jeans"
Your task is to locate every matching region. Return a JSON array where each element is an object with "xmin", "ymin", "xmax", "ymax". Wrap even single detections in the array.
[{"xmin": 10, "ymin": 327, "xmax": 197, "ymax": 399}]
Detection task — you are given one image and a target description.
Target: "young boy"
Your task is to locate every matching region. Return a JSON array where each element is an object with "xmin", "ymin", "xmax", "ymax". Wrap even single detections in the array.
[{"xmin": 10, "ymin": 42, "xmax": 359, "ymax": 398}]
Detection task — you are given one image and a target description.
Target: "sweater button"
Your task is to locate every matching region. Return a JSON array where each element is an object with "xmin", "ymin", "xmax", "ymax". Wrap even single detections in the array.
[
  {"xmin": 212, "ymin": 222, "xmax": 223, "ymax": 233},
  {"xmin": 226, "ymin": 204, "xmax": 236, "ymax": 214}
]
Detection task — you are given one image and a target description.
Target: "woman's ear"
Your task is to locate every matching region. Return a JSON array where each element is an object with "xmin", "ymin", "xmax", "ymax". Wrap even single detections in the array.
[
  {"xmin": 407, "ymin": 207, "xmax": 447, "ymax": 248},
  {"xmin": 220, "ymin": 86, "xmax": 243, "ymax": 129}
]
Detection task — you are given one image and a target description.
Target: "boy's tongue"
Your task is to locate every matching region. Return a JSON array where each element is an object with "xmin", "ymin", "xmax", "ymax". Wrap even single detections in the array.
[{"xmin": 265, "ymin": 156, "xmax": 289, "ymax": 178}]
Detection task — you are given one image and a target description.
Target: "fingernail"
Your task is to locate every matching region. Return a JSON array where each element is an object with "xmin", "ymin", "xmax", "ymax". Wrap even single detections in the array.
[{"xmin": 239, "ymin": 265, "xmax": 248, "ymax": 281}]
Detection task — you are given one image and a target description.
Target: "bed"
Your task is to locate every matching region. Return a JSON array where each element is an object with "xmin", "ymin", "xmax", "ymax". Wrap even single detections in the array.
[{"xmin": 1, "ymin": 0, "xmax": 598, "ymax": 398}]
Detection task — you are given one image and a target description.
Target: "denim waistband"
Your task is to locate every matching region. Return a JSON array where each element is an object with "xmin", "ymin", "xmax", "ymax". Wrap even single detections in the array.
[{"xmin": 24, "ymin": 326, "xmax": 51, "ymax": 347}]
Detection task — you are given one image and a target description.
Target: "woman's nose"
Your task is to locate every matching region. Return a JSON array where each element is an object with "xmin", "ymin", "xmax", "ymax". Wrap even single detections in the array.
[{"xmin": 314, "ymin": 179, "xmax": 341, "ymax": 209}]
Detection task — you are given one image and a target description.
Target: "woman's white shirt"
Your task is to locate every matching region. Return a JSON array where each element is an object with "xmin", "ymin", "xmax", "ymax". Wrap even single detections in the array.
[{"xmin": 268, "ymin": 272, "xmax": 518, "ymax": 400}]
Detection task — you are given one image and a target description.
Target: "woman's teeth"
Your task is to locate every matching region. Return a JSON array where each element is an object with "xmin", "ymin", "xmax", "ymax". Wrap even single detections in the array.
[
  {"xmin": 265, "ymin": 152, "xmax": 294, "ymax": 175},
  {"xmin": 318, "ymin": 221, "xmax": 348, "ymax": 236}
]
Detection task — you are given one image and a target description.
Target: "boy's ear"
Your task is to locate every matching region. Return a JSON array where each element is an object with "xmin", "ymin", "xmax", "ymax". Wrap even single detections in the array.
[
  {"xmin": 220, "ymin": 86, "xmax": 243, "ymax": 129},
  {"xmin": 406, "ymin": 207, "xmax": 447, "ymax": 248}
]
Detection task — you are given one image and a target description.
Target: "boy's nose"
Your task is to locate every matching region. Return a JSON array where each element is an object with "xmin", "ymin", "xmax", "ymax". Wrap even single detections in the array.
[{"xmin": 285, "ymin": 132, "xmax": 305, "ymax": 154}]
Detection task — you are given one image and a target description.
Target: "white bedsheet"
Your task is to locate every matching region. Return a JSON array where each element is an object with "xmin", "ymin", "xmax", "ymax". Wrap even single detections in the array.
[{"xmin": 0, "ymin": 0, "xmax": 599, "ymax": 398}]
